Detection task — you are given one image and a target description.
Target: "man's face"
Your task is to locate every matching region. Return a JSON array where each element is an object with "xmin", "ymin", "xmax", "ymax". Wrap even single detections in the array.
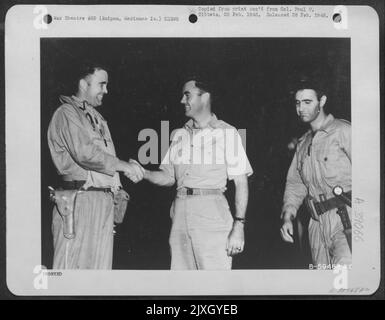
[
  {"xmin": 295, "ymin": 89, "xmax": 324, "ymax": 123},
  {"xmin": 82, "ymin": 69, "xmax": 108, "ymax": 107},
  {"xmin": 180, "ymin": 80, "xmax": 205, "ymax": 118}
]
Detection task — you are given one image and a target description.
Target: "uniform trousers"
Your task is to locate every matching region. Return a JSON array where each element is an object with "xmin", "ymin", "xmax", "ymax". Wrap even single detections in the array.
[
  {"xmin": 169, "ymin": 194, "xmax": 234, "ymax": 270},
  {"xmin": 308, "ymin": 207, "xmax": 352, "ymax": 267},
  {"xmin": 52, "ymin": 191, "xmax": 114, "ymax": 269}
]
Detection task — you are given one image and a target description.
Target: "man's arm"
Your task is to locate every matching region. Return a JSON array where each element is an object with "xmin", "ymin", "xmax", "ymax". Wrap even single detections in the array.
[
  {"xmin": 280, "ymin": 151, "xmax": 307, "ymax": 243},
  {"xmin": 226, "ymin": 174, "xmax": 248, "ymax": 256},
  {"xmin": 49, "ymin": 106, "xmax": 143, "ymax": 181},
  {"xmin": 142, "ymin": 142, "xmax": 176, "ymax": 187},
  {"xmin": 234, "ymin": 174, "xmax": 249, "ymax": 221},
  {"xmin": 339, "ymin": 122, "xmax": 351, "ymax": 161},
  {"xmin": 117, "ymin": 159, "xmax": 145, "ymax": 182},
  {"xmin": 143, "ymin": 169, "xmax": 175, "ymax": 187}
]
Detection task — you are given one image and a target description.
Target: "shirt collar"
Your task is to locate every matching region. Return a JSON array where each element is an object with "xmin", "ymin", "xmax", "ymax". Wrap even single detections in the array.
[
  {"xmin": 299, "ymin": 113, "xmax": 335, "ymax": 142},
  {"xmin": 59, "ymin": 95, "xmax": 92, "ymax": 110},
  {"xmin": 184, "ymin": 113, "xmax": 219, "ymax": 131},
  {"xmin": 317, "ymin": 113, "xmax": 335, "ymax": 133},
  {"xmin": 71, "ymin": 95, "xmax": 95, "ymax": 111}
]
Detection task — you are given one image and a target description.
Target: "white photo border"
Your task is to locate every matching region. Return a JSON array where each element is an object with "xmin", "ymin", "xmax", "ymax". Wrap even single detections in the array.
[{"xmin": 5, "ymin": 4, "xmax": 381, "ymax": 295}]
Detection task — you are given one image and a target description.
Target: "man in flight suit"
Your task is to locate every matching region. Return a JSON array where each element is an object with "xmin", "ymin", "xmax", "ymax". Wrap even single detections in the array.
[
  {"xmin": 47, "ymin": 63, "xmax": 143, "ymax": 269},
  {"xmin": 138, "ymin": 77, "xmax": 253, "ymax": 270},
  {"xmin": 280, "ymin": 77, "xmax": 351, "ymax": 268}
]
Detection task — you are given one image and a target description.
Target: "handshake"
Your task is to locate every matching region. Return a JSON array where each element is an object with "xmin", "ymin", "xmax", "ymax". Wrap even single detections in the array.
[{"xmin": 118, "ymin": 159, "xmax": 146, "ymax": 183}]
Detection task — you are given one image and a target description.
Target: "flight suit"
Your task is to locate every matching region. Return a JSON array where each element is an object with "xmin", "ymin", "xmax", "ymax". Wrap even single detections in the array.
[
  {"xmin": 283, "ymin": 114, "xmax": 351, "ymax": 266},
  {"xmin": 48, "ymin": 95, "xmax": 121, "ymax": 269}
]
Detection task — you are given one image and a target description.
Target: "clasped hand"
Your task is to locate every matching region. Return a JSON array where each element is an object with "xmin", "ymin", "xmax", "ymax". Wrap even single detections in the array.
[{"xmin": 123, "ymin": 159, "xmax": 145, "ymax": 183}]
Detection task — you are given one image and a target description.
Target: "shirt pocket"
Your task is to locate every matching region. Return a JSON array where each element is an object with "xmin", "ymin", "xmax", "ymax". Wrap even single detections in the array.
[{"xmin": 315, "ymin": 144, "xmax": 341, "ymax": 181}]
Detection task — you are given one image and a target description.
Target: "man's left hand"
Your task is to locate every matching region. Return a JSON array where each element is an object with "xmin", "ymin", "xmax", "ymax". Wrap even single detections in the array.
[{"xmin": 226, "ymin": 222, "xmax": 245, "ymax": 256}]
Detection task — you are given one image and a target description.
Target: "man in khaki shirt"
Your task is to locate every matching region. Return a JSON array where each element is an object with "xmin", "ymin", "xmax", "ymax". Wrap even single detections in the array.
[
  {"xmin": 138, "ymin": 78, "xmax": 253, "ymax": 270},
  {"xmin": 280, "ymin": 77, "xmax": 351, "ymax": 268},
  {"xmin": 47, "ymin": 63, "xmax": 143, "ymax": 269}
]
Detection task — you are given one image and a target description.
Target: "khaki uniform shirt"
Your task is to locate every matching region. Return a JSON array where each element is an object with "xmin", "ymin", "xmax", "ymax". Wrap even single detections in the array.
[
  {"xmin": 282, "ymin": 114, "xmax": 351, "ymax": 215},
  {"xmin": 47, "ymin": 95, "xmax": 121, "ymax": 190},
  {"xmin": 159, "ymin": 114, "xmax": 253, "ymax": 189}
]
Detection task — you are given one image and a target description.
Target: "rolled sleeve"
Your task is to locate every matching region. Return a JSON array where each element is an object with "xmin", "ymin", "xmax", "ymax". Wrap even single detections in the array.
[
  {"xmin": 159, "ymin": 146, "xmax": 175, "ymax": 183},
  {"xmin": 225, "ymin": 128, "xmax": 253, "ymax": 179}
]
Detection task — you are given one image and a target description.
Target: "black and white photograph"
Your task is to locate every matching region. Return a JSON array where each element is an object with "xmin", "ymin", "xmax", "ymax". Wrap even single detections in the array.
[
  {"xmin": 4, "ymin": 4, "xmax": 381, "ymax": 296},
  {"xmin": 41, "ymin": 37, "xmax": 351, "ymax": 271}
]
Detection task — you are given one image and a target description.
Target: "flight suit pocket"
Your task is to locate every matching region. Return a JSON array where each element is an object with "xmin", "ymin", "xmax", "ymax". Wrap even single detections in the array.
[{"xmin": 316, "ymin": 148, "xmax": 340, "ymax": 181}]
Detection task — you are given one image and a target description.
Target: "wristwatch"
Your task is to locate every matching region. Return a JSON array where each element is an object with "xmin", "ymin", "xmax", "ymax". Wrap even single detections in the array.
[{"xmin": 234, "ymin": 217, "xmax": 246, "ymax": 224}]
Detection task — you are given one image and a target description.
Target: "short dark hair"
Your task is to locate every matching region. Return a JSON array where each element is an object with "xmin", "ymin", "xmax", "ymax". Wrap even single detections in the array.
[
  {"xmin": 78, "ymin": 63, "xmax": 106, "ymax": 81},
  {"xmin": 291, "ymin": 75, "xmax": 328, "ymax": 101},
  {"xmin": 69, "ymin": 61, "xmax": 108, "ymax": 94},
  {"xmin": 183, "ymin": 75, "xmax": 212, "ymax": 94}
]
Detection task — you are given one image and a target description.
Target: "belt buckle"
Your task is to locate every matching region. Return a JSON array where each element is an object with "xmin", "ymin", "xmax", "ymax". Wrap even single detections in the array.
[{"xmin": 186, "ymin": 188, "xmax": 193, "ymax": 196}]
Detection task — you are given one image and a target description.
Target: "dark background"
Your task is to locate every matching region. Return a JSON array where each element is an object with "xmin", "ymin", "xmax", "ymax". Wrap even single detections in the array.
[{"xmin": 41, "ymin": 37, "xmax": 350, "ymax": 270}]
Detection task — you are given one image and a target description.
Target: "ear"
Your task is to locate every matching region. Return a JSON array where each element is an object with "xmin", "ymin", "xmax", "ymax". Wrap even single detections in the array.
[
  {"xmin": 201, "ymin": 92, "xmax": 210, "ymax": 104},
  {"xmin": 79, "ymin": 78, "xmax": 88, "ymax": 92},
  {"xmin": 320, "ymin": 95, "xmax": 327, "ymax": 108}
]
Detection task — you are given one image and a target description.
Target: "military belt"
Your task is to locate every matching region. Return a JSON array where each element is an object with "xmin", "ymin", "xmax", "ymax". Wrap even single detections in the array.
[
  {"xmin": 177, "ymin": 187, "xmax": 223, "ymax": 196},
  {"xmin": 313, "ymin": 191, "xmax": 352, "ymax": 215},
  {"xmin": 62, "ymin": 180, "xmax": 112, "ymax": 192}
]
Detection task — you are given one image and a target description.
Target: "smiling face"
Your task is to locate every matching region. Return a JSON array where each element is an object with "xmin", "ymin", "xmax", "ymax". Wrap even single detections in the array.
[
  {"xmin": 295, "ymin": 89, "xmax": 326, "ymax": 124},
  {"xmin": 80, "ymin": 69, "xmax": 108, "ymax": 107},
  {"xmin": 180, "ymin": 80, "xmax": 208, "ymax": 119}
]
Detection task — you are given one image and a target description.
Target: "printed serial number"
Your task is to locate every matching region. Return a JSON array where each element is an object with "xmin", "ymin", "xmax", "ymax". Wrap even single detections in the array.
[
  {"xmin": 353, "ymin": 208, "xmax": 364, "ymax": 242},
  {"xmin": 164, "ymin": 16, "xmax": 179, "ymax": 21},
  {"xmin": 309, "ymin": 264, "xmax": 352, "ymax": 270}
]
